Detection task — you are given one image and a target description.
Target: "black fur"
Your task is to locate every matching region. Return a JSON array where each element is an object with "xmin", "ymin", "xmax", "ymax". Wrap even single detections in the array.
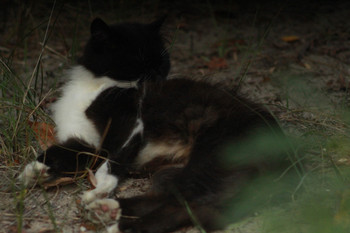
[
  {"xmin": 97, "ymin": 79, "xmax": 294, "ymax": 232},
  {"xmin": 29, "ymin": 18, "xmax": 298, "ymax": 233},
  {"xmin": 36, "ymin": 17, "xmax": 170, "ymax": 178},
  {"xmin": 79, "ymin": 17, "xmax": 170, "ymax": 81},
  {"xmin": 38, "ymin": 78, "xmax": 296, "ymax": 232},
  {"xmin": 37, "ymin": 138, "xmax": 106, "ymax": 177}
]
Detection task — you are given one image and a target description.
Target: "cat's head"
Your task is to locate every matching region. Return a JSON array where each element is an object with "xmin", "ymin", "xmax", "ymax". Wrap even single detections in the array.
[{"xmin": 79, "ymin": 17, "xmax": 170, "ymax": 82}]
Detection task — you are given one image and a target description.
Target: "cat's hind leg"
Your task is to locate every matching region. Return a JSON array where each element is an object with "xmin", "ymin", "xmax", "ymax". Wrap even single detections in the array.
[
  {"xmin": 84, "ymin": 198, "xmax": 122, "ymax": 233},
  {"xmin": 117, "ymin": 195, "xmax": 223, "ymax": 233},
  {"xmin": 85, "ymin": 198, "xmax": 121, "ymax": 224}
]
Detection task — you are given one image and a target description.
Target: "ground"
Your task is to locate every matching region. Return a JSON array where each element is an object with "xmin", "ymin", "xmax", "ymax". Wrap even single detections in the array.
[{"xmin": 1, "ymin": 1, "xmax": 350, "ymax": 233}]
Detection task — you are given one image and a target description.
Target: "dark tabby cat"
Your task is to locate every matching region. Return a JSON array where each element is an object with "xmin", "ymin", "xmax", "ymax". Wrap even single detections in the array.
[{"xmin": 19, "ymin": 18, "xmax": 297, "ymax": 233}]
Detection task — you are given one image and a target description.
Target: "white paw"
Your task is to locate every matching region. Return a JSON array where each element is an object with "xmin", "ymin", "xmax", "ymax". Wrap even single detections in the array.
[
  {"xmin": 82, "ymin": 189, "xmax": 109, "ymax": 204},
  {"xmin": 81, "ymin": 161, "xmax": 119, "ymax": 204},
  {"xmin": 106, "ymin": 223, "xmax": 121, "ymax": 233},
  {"xmin": 86, "ymin": 198, "xmax": 121, "ymax": 224},
  {"xmin": 18, "ymin": 161, "xmax": 50, "ymax": 186}
]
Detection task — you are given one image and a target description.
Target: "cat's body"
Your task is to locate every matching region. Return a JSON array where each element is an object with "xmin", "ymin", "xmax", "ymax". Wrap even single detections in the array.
[
  {"xmin": 51, "ymin": 66, "xmax": 134, "ymax": 147},
  {"xmin": 84, "ymin": 78, "xmax": 290, "ymax": 233},
  {"xmin": 19, "ymin": 17, "xmax": 170, "ymax": 187},
  {"xmin": 19, "ymin": 18, "xmax": 297, "ymax": 233},
  {"xmin": 53, "ymin": 17, "xmax": 170, "ymax": 147}
]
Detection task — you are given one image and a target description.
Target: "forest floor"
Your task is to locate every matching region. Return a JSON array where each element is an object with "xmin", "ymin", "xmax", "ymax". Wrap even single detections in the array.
[{"xmin": 1, "ymin": 1, "xmax": 350, "ymax": 233}]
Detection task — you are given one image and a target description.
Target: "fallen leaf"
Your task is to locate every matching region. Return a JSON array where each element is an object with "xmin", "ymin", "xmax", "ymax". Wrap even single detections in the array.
[
  {"xmin": 281, "ymin": 35, "xmax": 300, "ymax": 43},
  {"xmin": 213, "ymin": 38, "xmax": 246, "ymax": 49},
  {"xmin": 118, "ymin": 186, "xmax": 128, "ymax": 192},
  {"xmin": 76, "ymin": 199, "xmax": 82, "ymax": 205},
  {"xmin": 38, "ymin": 229, "xmax": 56, "ymax": 233},
  {"xmin": 303, "ymin": 62, "xmax": 312, "ymax": 69},
  {"xmin": 87, "ymin": 168, "xmax": 97, "ymax": 189},
  {"xmin": 337, "ymin": 158, "xmax": 349, "ymax": 165},
  {"xmin": 262, "ymin": 76, "xmax": 271, "ymax": 83},
  {"xmin": 28, "ymin": 121, "xmax": 56, "ymax": 150},
  {"xmin": 205, "ymin": 57, "xmax": 228, "ymax": 70},
  {"xmin": 42, "ymin": 177, "xmax": 75, "ymax": 189}
]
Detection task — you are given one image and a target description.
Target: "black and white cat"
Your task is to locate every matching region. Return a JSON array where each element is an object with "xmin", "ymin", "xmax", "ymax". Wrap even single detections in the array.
[
  {"xmin": 19, "ymin": 17, "xmax": 170, "ymax": 186},
  {"xmin": 19, "ymin": 18, "xmax": 297, "ymax": 233}
]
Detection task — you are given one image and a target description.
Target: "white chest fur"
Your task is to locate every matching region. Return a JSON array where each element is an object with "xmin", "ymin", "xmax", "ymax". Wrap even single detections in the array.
[{"xmin": 51, "ymin": 66, "xmax": 119, "ymax": 147}]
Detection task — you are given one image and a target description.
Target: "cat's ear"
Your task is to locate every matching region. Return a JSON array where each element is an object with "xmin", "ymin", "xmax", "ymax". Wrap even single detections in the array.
[
  {"xmin": 90, "ymin": 18, "xmax": 110, "ymax": 41},
  {"xmin": 149, "ymin": 15, "xmax": 167, "ymax": 31}
]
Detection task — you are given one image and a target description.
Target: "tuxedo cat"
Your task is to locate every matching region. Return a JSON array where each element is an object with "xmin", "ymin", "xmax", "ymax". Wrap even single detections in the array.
[
  {"xmin": 19, "ymin": 17, "xmax": 170, "ymax": 185},
  {"xmin": 54, "ymin": 17, "xmax": 170, "ymax": 148},
  {"xmin": 19, "ymin": 18, "xmax": 297, "ymax": 233}
]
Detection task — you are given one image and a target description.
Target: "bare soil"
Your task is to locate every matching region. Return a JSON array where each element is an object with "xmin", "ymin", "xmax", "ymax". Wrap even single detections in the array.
[{"xmin": 1, "ymin": 1, "xmax": 350, "ymax": 232}]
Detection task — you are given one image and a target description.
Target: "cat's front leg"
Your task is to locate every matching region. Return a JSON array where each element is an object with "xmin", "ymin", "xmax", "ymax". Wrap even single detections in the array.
[
  {"xmin": 18, "ymin": 138, "xmax": 104, "ymax": 187},
  {"xmin": 18, "ymin": 161, "xmax": 50, "ymax": 186},
  {"xmin": 81, "ymin": 134, "xmax": 143, "ymax": 203},
  {"xmin": 81, "ymin": 161, "xmax": 119, "ymax": 203}
]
